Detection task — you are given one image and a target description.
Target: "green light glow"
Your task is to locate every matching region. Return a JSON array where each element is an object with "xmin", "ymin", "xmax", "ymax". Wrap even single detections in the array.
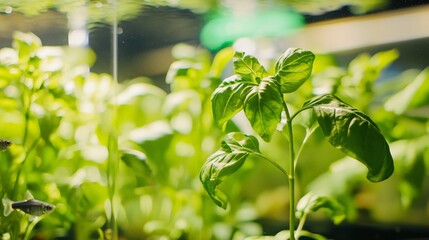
[{"xmin": 201, "ymin": 8, "xmax": 304, "ymax": 50}]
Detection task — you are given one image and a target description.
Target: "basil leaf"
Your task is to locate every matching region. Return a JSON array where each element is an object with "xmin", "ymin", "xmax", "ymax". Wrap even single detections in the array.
[
  {"xmin": 200, "ymin": 132, "xmax": 260, "ymax": 209},
  {"xmin": 244, "ymin": 76, "xmax": 284, "ymax": 142},
  {"xmin": 296, "ymin": 193, "xmax": 345, "ymax": 225},
  {"xmin": 303, "ymin": 94, "xmax": 394, "ymax": 182},
  {"xmin": 211, "ymin": 75, "xmax": 252, "ymax": 128},
  {"xmin": 275, "ymin": 48, "xmax": 315, "ymax": 93},
  {"xmin": 233, "ymin": 51, "xmax": 268, "ymax": 84}
]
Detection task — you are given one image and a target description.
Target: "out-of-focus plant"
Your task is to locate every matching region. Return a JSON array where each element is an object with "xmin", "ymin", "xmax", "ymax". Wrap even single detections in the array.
[
  {"xmin": 199, "ymin": 48, "xmax": 394, "ymax": 239},
  {"xmin": 117, "ymin": 43, "xmax": 266, "ymax": 240},
  {"xmin": 0, "ymin": 31, "xmax": 260, "ymax": 239}
]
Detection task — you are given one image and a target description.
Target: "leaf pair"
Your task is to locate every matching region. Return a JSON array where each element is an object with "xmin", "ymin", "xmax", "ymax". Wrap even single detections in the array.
[{"xmin": 212, "ymin": 48, "xmax": 315, "ymax": 142}]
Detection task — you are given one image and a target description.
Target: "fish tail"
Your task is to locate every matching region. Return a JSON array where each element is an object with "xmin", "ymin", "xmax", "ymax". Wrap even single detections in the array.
[{"xmin": 2, "ymin": 197, "xmax": 13, "ymax": 216}]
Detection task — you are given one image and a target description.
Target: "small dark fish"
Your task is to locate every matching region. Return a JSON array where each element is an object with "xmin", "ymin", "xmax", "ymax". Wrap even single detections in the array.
[
  {"xmin": 2, "ymin": 191, "xmax": 55, "ymax": 218},
  {"xmin": 0, "ymin": 139, "xmax": 12, "ymax": 151}
]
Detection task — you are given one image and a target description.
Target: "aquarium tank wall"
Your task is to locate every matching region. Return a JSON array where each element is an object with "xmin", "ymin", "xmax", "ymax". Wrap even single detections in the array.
[{"xmin": 1, "ymin": 0, "xmax": 429, "ymax": 239}]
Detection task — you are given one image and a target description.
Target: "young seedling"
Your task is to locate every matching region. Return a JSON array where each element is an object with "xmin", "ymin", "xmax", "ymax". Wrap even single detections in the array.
[{"xmin": 200, "ymin": 48, "xmax": 394, "ymax": 239}]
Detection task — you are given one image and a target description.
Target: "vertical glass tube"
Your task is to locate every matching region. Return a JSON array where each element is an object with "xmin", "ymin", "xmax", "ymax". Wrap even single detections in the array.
[{"xmin": 107, "ymin": 0, "xmax": 119, "ymax": 239}]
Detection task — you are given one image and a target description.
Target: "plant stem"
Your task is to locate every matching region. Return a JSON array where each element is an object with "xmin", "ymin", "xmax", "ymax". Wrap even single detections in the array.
[
  {"xmin": 255, "ymin": 153, "xmax": 288, "ymax": 177},
  {"xmin": 12, "ymin": 139, "xmax": 40, "ymax": 198},
  {"xmin": 283, "ymin": 101, "xmax": 296, "ymax": 240},
  {"xmin": 12, "ymin": 74, "xmax": 37, "ymax": 198},
  {"xmin": 296, "ymin": 193, "xmax": 313, "ymax": 239},
  {"xmin": 294, "ymin": 126, "xmax": 318, "ymax": 173}
]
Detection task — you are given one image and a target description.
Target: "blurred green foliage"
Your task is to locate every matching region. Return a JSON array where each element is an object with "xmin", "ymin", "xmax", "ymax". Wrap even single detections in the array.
[{"xmin": 0, "ymin": 32, "xmax": 260, "ymax": 239}]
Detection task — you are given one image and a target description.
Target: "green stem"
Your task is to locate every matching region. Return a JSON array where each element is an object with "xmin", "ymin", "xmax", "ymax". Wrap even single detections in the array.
[
  {"xmin": 296, "ymin": 211, "xmax": 308, "ymax": 239},
  {"xmin": 254, "ymin": 152, "xmax": 289, "ymax": 177},
  {"xmin": 295, "ymin": 193, "xmax": 313, "ymax": 239},
  {"xmin": 294, "ymin": 126, "xmax": 318, "ymax": 173},
  {"xmin": 12, "ymin": 139, "xmax": 40, "ymax": 198},
  {"xmin": 12, "ymin": 77, "xmax": 37, "ymax": 198},
  {"xmin": 283, "ymin": 101, "xmax": 296, "ymax": 240}
]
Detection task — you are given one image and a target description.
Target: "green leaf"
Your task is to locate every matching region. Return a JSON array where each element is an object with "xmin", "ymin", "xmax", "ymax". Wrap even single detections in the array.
[
  {"xmin": 244, "ymin": 76, "xmax": 283, "ymax": 142},
  {"xmin": 211, "ymin": 75, "xmax": 252, "ymax": 128},
  {"xmin": 275, "ymin": 48, "xmax": 315, "ymax": 93},
  {"xmin": 385, "ymin": 68, "xmax": 429, "ymax": 114},
  {"xmin": 303, "ymin": 94, "xmax": 394, "ymax": 182},
  {"xmin": 165, "ymin": 61, "xmax": 194, "ymax": 84},
  {"xmin": 200, "ymin": 132, "xmax": 260, "ymax": 209},
  {"xmin": 390, "ymin": 136, "xmax": 429, "ymax": 207},
  {"xmin": 296, "ymin": 193, "xmax": 345, "ymax": 224},
  {"xmin": 209, "ymin": 47, "xmax": 234, "ymax": 79},
  {"xmin": 13, "ymin": 32, "xmax": 42, "ymax": 62},
  {"xmin": 128, "ymin": 121, "xmax": 173, "ymax": 163},
  {"xmin": 121, "ymin": 149, "xmax": 151, "ymax": 175},
  {"xmin": 233, "ymin": 52, "xmax": 268, "ymax": 84},
  {"xmin": 347, "ymin": 49, "xmax": 398, "ymax": 87}
]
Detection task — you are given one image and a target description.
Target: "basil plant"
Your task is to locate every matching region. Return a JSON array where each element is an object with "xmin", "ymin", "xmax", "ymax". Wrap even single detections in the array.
[{"xmin": 200, "ymin": 48, "xmax": 394, "ymax": 240}]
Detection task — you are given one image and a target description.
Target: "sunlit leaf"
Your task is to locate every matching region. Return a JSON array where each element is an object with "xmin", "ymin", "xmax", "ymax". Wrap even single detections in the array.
[
  {"xmin": 233, "ymin": 52, "xmax": 268, "ymax": 84},
  {"xmin": 209, "ymin": 47, "xmax": 234, "ymax": 79},
  {"xmin": 385, "ymin": 68, "xmax": 429, "ymax": 114},
  {"xmin": 303, "ymin": 94, "xmax": 394, "ymax": 182},
  {"xmin": 200, "ymin": 132, "xmax": 260, "ymax": 209},
  {"xmin": 370, "ymin": 49, "xmax": 399, "ymax": 71},
  {"xmin": 348, "ymin": 49, "xmax": 398, "ymax": 86},
  {"xmin": 296, "ymin": 193, "xmax": 345, "ymax": 224},
  {"xmin": 165, "ymin": 61, "xmax": 195, "ymax": 84},
  {"xmin": 164, "ymin": 90, "xmax": 201, "ymax": 117},
  {"xmin": 13, "ymin": 32, "xmax": 42, "ymax": 63},
  {"xmin": 128, "ymin": 121, "xmax": 173, "ymax": 165},
  {"xmin": 211, "ymin": 75, "xmax": 252, "ymax": 128},
  {"xmin": 275, "ymin": 48, "xmax": 315, "ymax": 93},
  {"xmin": 244, "ymin": 77, "xmax": 283, "ymax": 142}
]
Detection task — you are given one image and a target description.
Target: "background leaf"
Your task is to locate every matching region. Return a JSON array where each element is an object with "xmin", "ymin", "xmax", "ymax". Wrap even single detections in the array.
[
  {"xmin": 244, "ymin": 77, "xmax": 283, "ymax": 142},
  {"xmin": 275, "ymin": 48, "xmax": 315, "ymax": 93},
  {"xmin": 303, "ymin": 94, "xmax": 394, "ymax": 182},
  {"xmin": 200, "ymin": 132, "xmax": 260, "ymax": 209},
  {"xmin": 209, "ymin": 47, "xmax": 234, "ymax": 79},
  {"xmin": 121, "ymin": 149, "xmax": 151, "ymax": 176},
  {"xmin": 384, "ymin": 68, "xmax": 429, "ymax": 114}
]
